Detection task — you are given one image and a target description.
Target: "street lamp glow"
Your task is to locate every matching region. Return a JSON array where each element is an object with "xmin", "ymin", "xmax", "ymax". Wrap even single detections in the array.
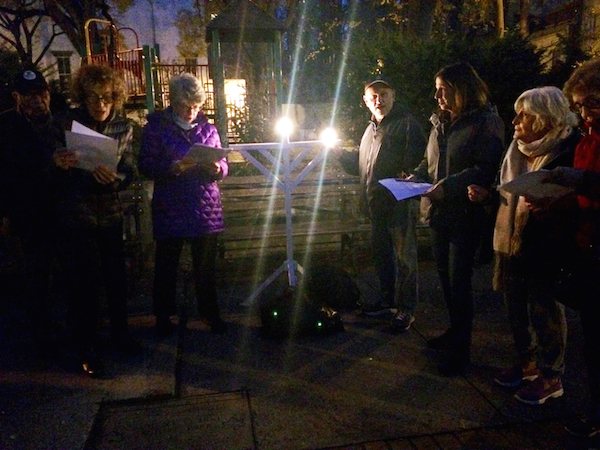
[
  {"xmin": 275, "ymin": 117, "xmax": 294, "ymax": 137},
  {"xmin": 319, "ymin": 127, "xmax": 339, "ymax": 148}
]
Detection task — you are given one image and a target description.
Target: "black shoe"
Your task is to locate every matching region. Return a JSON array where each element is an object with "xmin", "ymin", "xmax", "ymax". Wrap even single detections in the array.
[
  {"xmin": 81, "ymin": 349, "xmax": 105, "ymax": 378},
  {"xmin": 437, "ymin": 352, "xmax": 469, "ymax": 377},
  {"xmin": 156, "ymin": 317, "xmax": 176, "ymax": 338},
  {"xmin": 111, "ymin": 331, "xmax": 143, "ymax": 356},
  {"xmin": 209, "ymin": 316, "xmax": 227, "ymax": 334},
  {"xmin": 565, "ymin": 417, "xmax": 600, "ymax": 437},
  {"xmin": 427, "ymin": 329, "xmax": 454, "ymax": 350}
]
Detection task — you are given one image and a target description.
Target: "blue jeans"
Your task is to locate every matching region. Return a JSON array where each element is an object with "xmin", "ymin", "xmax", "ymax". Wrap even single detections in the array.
[
  {"xmin": 503, "ymin": 257, "xmax": 567, "ymax": 377},
  {"xmin": 371, "ymin": 200, "xmax": 419, "ymax": 313}
]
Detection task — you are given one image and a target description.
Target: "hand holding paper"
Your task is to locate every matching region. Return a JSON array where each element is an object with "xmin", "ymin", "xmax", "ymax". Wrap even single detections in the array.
[
  {"xmin": 187, "ymin": 143, "xmax": 230, "ymax": 164},
  {"xmin": 498, "ymin": 169, "xmax": 576, "ymax": 202},
  {"xmin": 378, "ymin": 178, "xmax": 433, "ymax": 201},
  {"xmin": 65, "ymin": 121, "xmax": 118, "ymax": 172},
  {"xmin": 92, "ymin": 165, "xmax": 118, "ymax": 185},
  {"xmin": 53, "ymin": 148, "xmax": 78, "ymax": 170}
]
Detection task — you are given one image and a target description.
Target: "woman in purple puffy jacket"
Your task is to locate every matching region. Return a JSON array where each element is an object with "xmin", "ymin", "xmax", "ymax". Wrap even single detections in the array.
[{"xmin": 138, "ymin": 73, "xmax": 228, "ymax": 336}]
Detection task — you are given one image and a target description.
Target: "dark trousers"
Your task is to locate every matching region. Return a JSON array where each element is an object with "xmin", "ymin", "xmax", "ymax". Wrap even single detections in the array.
[
  {"xmin": 14, "ymin": 235, "xmax": 55, "ymax": 346},
  {"xmin": 429, "ymin": 223, "xmax": 480, "ymax": 356},
  {"xmin": 58, "ymin": 224, "xmax": 128, "ymax": 348},
  {"xmin": 577, "ymin": 261, "xmax": 600, "ymax": 421},
  {"xmin": 153, "ymin": 235, "xmax": 220, "ymax": 321}
]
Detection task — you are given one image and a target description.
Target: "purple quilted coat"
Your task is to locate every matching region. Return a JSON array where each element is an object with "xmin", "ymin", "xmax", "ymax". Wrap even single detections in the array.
[{"xmin": 138, "ymin": 108, "xmax": 228, "ymax": 239}]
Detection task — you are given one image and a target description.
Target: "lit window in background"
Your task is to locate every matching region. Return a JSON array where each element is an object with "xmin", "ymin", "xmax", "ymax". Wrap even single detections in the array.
[{"xmin": 224, "ymin": 79, "xmax": 247, "ymax": 145}]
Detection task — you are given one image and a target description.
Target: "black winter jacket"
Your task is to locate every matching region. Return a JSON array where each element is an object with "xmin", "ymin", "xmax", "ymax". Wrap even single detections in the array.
[
  {"xmin": 0, "ymin": 109, "xmax": 62, "ymax": 238},
  {"xmin": 413, "ymin": 105, "xmax": 505, "ymax": 230},
  {"xmin": 339, "ymin": 103, "xmax": 426, "ymax": 221}
]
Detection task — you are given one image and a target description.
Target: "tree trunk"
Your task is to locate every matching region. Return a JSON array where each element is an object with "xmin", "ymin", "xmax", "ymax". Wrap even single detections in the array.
[
  {"xmin": 497, "ymin": 0, "xmax": 505, "ymax": 38},
  {"xmin": 519, "ymin": 0, "xmax": 530, "ymax": 37}
]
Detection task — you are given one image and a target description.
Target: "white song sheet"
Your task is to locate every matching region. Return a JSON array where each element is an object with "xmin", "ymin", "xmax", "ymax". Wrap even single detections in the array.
[
  {"xmin": 187, "ymin": 143, "xmax": 231, "ymax": 164},
  {"xmin": 498, "ymin": 169, "xmax": 575, "ymax": 202},
  {"xmin": 65, "ymin": 121, "xmax": 118, "ymax": 172},
  {"xmin": 378, "ymin": 178, "xmax": 433, "ymax": 201}
]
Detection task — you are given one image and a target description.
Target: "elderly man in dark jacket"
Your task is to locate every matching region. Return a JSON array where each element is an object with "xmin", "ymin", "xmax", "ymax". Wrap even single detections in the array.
[
  {"xmin": 0, "ymin": 69, "xmax": 62, "ymax": 355},
  {"xmin": 340, "ymin": 80, "xmax": 426, "ymax": 331}
]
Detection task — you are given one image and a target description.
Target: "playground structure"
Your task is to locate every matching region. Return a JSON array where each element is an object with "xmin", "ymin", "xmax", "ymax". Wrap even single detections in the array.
[
  {"xmin": 84, "ymin": 19, "xmax": 223, "ymax": 127},
  {"xmin": 82, "ymin": 0, "xmax": 285, "ymax": 145}
]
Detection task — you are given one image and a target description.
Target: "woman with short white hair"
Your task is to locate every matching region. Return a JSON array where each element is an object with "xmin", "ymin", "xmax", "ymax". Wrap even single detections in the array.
[
  {"xmin": 138, "ymin": 72, "xmax": 228, "ymax": 336},
  {"xmin": 470, "ymin": 86, "xmax": 581, "ymax": 404},
  {"xmin": 169, "ymin": 72, "xmax": 206, "ymax": 108}
]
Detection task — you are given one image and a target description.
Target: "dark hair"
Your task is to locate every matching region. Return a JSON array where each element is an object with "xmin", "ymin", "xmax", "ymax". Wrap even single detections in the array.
[
  {"xmin": 563, "ymin": 59, "xmax": 600, "ymax": 100},
  {"xmin": 70, "ymin": 65, "xmax": 127, "ymax": 109},
  {"xmin": 435, "ymin": 61, "xmax": 489, "ymax": 117}
]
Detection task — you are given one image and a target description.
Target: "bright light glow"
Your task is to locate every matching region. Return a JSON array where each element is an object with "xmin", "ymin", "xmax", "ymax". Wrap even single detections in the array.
[
  {"xmin": 319, "ymin": 127, "xmax": 339, "ymax": 148},
  {"xmin": 224, "ymin": 79, "xmax": 246, "ymax": 113},
  {"xmin": 275, "ymin": 117, "xmax": 294, "ymax": 137}
]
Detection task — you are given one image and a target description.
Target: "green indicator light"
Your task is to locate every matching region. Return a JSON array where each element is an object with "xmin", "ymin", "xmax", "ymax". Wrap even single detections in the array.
[
  {"xmin": 317, "ymin": 322, "xmax": 323, "ymax": 327},
  {"xmin": 273, "ymin": 311, "xmax": 278, "ymax": 317}
]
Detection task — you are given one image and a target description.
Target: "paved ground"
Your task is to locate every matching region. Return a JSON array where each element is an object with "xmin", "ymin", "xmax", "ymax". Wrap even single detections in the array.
[{"xmin": 0, "ymin": 244, "xmax": 598, "ymax": 449}]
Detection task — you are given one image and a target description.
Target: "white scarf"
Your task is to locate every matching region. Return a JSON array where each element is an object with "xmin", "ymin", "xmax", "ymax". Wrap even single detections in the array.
[
  {"xmin": 494, "ymin": 125, "xmax": 572, "ymax": 256},
  {"xmin": 171, "ymin": 108, "xmax": 199, "ymax": 131}
]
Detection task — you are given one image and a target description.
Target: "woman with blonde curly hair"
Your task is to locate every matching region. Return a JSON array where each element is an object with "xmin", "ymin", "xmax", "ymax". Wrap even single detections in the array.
[{"xmin": 52, "ymin": 64, "xmax": 141, "ymax": 377}]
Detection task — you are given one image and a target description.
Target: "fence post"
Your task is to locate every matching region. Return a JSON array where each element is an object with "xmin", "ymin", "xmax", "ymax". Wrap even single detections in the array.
[
  {"xmin": 142, "ymin": 45, "xmax": 155, "ymax": 113},
  {"xmin": 151, "ymin": 45, "xmax": 162, "ymax": 109}
]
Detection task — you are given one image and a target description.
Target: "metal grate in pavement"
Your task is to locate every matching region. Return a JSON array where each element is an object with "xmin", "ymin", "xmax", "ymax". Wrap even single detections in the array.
[{"xmin": 84, "ymin": 391, "xmax": 256, "ymax": 450}]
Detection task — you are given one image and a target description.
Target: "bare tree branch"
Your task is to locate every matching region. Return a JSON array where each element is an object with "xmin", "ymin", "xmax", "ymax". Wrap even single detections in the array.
[{"xmin": 34, "ymin": 22, "xmax": 63, "ymax": 65}]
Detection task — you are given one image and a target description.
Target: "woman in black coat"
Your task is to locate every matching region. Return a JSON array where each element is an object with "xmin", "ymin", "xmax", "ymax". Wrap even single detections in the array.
[
  {"xmin": 53, "ymin": 65, "xmax": 141, "ymax": 377},
  {"xmin": 411, "ymin": 62, "xmax": 505, "ymax": 376}
]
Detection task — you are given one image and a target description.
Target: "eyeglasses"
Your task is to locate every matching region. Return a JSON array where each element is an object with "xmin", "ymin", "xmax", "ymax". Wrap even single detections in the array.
[
  {"xmin": 86, "ymin": 92, "xmax": 116, "ymax": 104},
  {"xmin": 571, "ymin": 97, "xmax": 600, "ymax": 113}
]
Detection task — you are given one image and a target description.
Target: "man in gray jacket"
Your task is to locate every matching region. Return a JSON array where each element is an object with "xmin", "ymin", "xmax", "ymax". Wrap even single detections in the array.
[{"xmin": 339, "ymin": 80, "xmax": 426, "ymax": 331}]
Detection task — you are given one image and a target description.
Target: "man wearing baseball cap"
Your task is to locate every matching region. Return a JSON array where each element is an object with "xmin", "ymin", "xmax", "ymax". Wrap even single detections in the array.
[
  {"xmin": 0, "ymin": 68, "xmax": 62, "ymax": 357},
  {"xmin": 338, "ymin": 79, "xmax": 426, "ymax": 331}
]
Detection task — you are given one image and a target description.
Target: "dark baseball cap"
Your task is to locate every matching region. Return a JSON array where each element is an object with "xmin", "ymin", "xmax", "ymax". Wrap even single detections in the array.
[
  {"xmin": 13, "ymin": 69, "xmax": 49, "ymax": 95},
  {"xmin": 364, "ymin": 79, "xmax": 393, "ymax": 91}
]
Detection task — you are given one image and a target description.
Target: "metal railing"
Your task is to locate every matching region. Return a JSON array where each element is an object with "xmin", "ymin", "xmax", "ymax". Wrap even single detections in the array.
[
  {"xmin": 152, "ymin": 63, "xmax": 212, "ymax": 112},
  {"xmin": 86, "ymin": 53, "xmax": 249, "ymax": 142},
  {"xmin": 87, "ymin": 48, "xmax": 146, "ymax": 98}
]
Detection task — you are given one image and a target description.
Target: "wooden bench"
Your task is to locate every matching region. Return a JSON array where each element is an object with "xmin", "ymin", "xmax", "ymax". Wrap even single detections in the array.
[{"xmin": 218, "ymin": 170, "xmax": 372, "ymax": 259}]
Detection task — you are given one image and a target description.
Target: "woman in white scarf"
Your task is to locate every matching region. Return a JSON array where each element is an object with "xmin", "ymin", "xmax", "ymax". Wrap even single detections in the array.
[{"xmin": 471, "ymin": 86, "xmax": 580, "ymax": 405}]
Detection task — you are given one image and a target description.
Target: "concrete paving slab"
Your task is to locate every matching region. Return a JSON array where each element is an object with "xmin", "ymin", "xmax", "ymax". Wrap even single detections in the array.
[
  {"xmin": 175, "ymin": 310, "xmax": 506, "ymax": 449},
  {"xmin": 0, "ymin": 392, "xmax": 98, "ymax": 450},
  {"xmin": 0, "ymin": 247, "xmax": 598, "ymax": 449},
  {"xmin": 85, "ymin": 391, "xmax": 255, "ymax": 450}
]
